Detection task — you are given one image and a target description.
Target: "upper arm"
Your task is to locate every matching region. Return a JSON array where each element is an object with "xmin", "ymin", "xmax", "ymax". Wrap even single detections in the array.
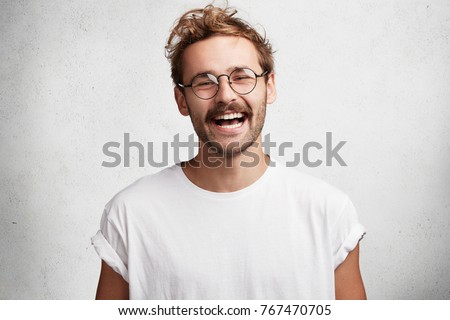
[
  {"xmin": 95, "ymin": 260, "xmax": 129, "ymax": 300},
  {"xmin": 334, "ymin": 243, "xmax": 367, "ymax": 300}
]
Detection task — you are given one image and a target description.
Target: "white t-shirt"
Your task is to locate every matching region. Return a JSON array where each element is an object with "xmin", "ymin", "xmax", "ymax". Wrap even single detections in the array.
[{"xmin": 92, "ymin": 163, "xmax": 365, "ymax": 299}]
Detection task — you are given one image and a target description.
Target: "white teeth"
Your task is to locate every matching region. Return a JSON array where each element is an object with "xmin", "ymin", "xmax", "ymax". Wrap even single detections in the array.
[
  {"xmin": 215, "ymin": 112, "xmax": 243, "ymax": 120},
  {"xmin": 218, "ymin": 122, "xmax": 244, "ymax": 129}
]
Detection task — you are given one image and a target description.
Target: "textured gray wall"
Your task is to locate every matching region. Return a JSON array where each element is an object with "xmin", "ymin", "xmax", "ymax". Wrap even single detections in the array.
[{"xmin": 1, "ymin": 0, "xmax": 449, "ymax": 299}]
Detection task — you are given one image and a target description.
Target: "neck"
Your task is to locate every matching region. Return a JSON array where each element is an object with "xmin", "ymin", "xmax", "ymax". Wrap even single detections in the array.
[{"xmin": 182, "ymin": 139, "xmax": 269, "ymax": 193}]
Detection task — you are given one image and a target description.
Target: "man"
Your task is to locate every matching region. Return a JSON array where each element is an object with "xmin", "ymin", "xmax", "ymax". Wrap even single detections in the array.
[{"xmin": 92, "ymin": 4, "xmax": 366, "ymax": 299}]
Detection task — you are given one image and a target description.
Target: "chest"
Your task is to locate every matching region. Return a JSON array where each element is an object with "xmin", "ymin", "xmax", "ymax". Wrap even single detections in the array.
[{"xmin": 127, "ymin": 196, "xmax": 333, "ymax": 298}]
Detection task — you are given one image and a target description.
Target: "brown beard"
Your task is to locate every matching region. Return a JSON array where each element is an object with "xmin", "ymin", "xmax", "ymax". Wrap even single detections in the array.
[{"xmin": 186, "ymin": 99, "xmax": 267, "ymax": 158}]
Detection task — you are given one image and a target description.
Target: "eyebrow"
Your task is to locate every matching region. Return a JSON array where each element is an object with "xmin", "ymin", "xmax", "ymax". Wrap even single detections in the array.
[{"xmin": 192, "ymin": 65, "xmax": 252, "ymax": 78}]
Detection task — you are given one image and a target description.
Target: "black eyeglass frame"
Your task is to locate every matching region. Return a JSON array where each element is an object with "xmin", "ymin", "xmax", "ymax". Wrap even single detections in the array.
[{"xmin": 177, "ymin": 68, "xmax": 269, "ymax": 100}]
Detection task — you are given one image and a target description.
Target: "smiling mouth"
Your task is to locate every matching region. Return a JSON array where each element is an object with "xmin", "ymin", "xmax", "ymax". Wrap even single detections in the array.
[{"xmin": 212, "ymin": 112, "xmax": 247, "ymax": 129}]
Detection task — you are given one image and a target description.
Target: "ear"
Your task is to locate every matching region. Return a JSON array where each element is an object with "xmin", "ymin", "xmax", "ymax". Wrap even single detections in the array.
[
  {"xmin": 174, "ymin": 87, "xmax": 190, "ymax": 116},
  {"xmin": 265, "ymin": 72, "xmax": 277, "ymax": 104}
]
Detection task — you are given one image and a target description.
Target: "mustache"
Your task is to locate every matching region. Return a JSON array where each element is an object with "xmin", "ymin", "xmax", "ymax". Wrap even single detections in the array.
[{"xmin": 205, "ymin": 102, "xmax": 252, "ymax": 121}]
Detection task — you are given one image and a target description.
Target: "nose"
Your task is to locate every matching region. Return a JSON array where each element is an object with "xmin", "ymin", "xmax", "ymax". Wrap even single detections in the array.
[{"xmin": 213, "ymin": 75, "xmax": 238, "ymax": 104}]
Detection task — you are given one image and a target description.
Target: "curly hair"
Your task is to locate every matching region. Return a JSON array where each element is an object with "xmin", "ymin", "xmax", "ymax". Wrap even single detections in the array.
[{"xmin": 165, "ymin": 4, "xmax": 274, "ymax": 86}]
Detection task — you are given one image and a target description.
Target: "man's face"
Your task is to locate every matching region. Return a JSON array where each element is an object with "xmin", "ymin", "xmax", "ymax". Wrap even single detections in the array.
[{"xmin": 175, "ymin": 35, "xmax": 276, "ymax": 157}]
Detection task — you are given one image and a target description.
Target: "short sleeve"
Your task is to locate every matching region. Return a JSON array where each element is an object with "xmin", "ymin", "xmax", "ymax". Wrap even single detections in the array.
[
  {"xmin": 331, "ymin": 197, "xmax": 366, "ymax": 269},
  {"xmin": 91, "ymin": 207, "xmax": 129, "ymax": 282}
]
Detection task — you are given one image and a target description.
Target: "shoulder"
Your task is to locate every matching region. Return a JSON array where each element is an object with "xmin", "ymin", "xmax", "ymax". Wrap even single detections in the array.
[
  {"xmin": 270, "ymin": 163, "xmax": 351, "ymax": 212},
  {"xmin": 103, "ymin": 164, "xmax": 180, "ymax": 219},
  {"xmin": 271, "ymin": 163, "xmax": 347, "ymax": 197}
]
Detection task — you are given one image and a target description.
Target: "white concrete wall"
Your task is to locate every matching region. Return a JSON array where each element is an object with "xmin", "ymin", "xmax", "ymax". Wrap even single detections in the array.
[{"xmin": 1, "ymin": 0, "xmax": 449, "ymax": 299}]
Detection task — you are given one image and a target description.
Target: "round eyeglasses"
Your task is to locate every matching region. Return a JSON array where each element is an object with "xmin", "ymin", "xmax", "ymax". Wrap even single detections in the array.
[{"xmin": 178, "ymin": 68, "xmax": 268, "ymax": 100}]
